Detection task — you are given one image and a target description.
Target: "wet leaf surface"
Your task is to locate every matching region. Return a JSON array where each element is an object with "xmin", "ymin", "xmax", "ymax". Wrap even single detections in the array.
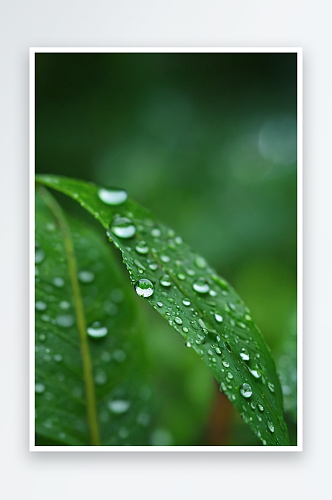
[{"xmin": 36, "ymin": 175, "xmax": 290, "ymax": 446}]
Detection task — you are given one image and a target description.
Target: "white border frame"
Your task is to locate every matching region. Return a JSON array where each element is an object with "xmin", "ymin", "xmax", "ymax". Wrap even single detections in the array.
[{"xmin": 29, "ymin": 47, "xmax": 302, "ymax": 452}]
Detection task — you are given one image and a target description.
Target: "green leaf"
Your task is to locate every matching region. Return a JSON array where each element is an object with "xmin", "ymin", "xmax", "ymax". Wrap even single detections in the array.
[
  {"xmin": 35, "ymin": 187, "xmax": 153, "ymax": 446},
  {"xmin": 36, "ymin": 175, "xmax": 290, "ymax": 446}
]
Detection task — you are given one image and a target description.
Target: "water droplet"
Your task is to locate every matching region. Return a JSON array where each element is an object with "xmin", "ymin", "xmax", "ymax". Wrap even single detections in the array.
[
  {"xmin": 209, "ymin": 290, "xmax": 217, "ymax": 297},
  {"xmin": 78, "ymin": 270, "xmax": 95, "ymax": 283},
  {"xmin": 194, "ymin": 255, "xmax": 207, "ymax": 269},
  {"xmin": 98, "ymin": 187, "xmax": 128, "ymax": 205},
  {"xmin": 113, "ymin": 349, "xmax": 126, "ymax": 362},
  {"xmin": 267, "ymin": 421, "xmax": 275, "ymax": 433},
  {"xmin": 35, "ymin": 301, "xmax": 47, "ymax": 311},
  {"xmin": 222, "ymin": 360, "xmax": 230, "ymax": 368},
  {"xmin": 258, "ymin": 403, "xmax": 264, "ymax": 412},
  {"xmin": 135, "ymin": 241, "xmax": 149, "ymax": 254},
  {"xmin": 35, "ymin": 383, "xmax": 45, "ymax": 394},
  {"xmin": 56, "ymin": 314, "xmax": 75, "ymax": 328},
  {"xmin": 110, "ymin": 216, "xmax": 136, "ymax": 238},
  {"xmin": 177, "ymin": 273, "xmax": 186, "ymax": 280},
  {"xmin": 175, "ymin": 317, "xmax": 183, "ymax": 325},
  {"xmin": 52, "ymin": 277, "xmax": 65, "ymax": 287},
  {"xmin": 157, "ymin": 301, "xmax": 163, "ymax": 308},
  {"xmin": 38, "ymin": 334, "xmax": 46, "ymax": 342},
  {"xmin": 59, "ymin": 301, "xmax": 70, "ymax": 310},
  {"xmin": 35, "ymin": 244, "xmax": 45, "ymax": 264},
  {"xmin": 227, "ymin": 372, "xmax": 233, "ymax": 379},
  {"xmin": 193, "ymin": 278, "xmax": 210, "ymax": 294},
  {"xmin": 134, "ymin": 279, "xmax": 154, "ymax": 298},
  {"xmin": 95, "ymin": 371, "xmax": 107, "ymax": 385},
  {"xmin": 87, "ymin": 321, "xmax": 108, "ymax": 338},
  {"xmin": 160, "ymin": 274, "xmax": 172, "ymax": 287},
  {"xmin": 53, "ymin": 354, "xmax": 62, "ymax": 363},
  {"xmin": 198, "ymin": 318, "xmax": 206, "ymax": 329},
  {"xmin": 175, "ymin": 236, "xmax": 182, "ymax": 245},
  {"xmin": 249, "ymin": 366, "xmax": 261, "ymax": 378},
  {"xmin": 240, "ymin": 383, "xmax": 252, "ymax": 398},
  {"xmin": 215, "ymin": 347, "xmax": 222, "ymax": 355},
  {"xmin": 161, "ymin": 255, "xmax": 170, "ymax": 263},
  {"xmin": 268, "ymin": 382, "xmax": 275, "ymax": 393},
  {"xmin": 149, "ymin": 262, "xmax": 158, "ymax": 271},
  {"xmin": 182, "ymin": 298, "xmax": 191, "ymax": 306},
  {"xmin": 151, "ymin": 228, "xmax": 161, "ymax": 238},
  {"xmin": 101, "ymin": 351, "xmax": 112, "ymax": 362},
  {"xmin": 240, "ymin": 348, "xmax": 250, "ymax": 361},
  {"xmin": 238, "ymin": 321, "xmax": 247, "ymax": 329},
  {"xmin": 108, "ymin": 400, "xmax": 131, "ymax": 414},
  {"xmin": 214, "ymin": 313, "xmax": 223, "ymax": 323},
  {"xmin": 183, "ymin": 327, "xmax": 189, "ymax": 333}
]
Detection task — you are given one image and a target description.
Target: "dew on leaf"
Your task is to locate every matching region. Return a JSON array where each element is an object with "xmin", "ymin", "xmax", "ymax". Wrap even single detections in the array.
[
  {"xmin": 193, "ymin": 278, "xmax": 210, "ymax": 294},
  {"xmin": 109, "ymin": 216, "xmax": 136, "ymax": 238},
  {"xmin": 182, "ymin": 298, "xmax": 191, "ymax": 306},
  {"xmin": 35, "ymin": 244, "xmax": 45, "ymax": 264},
  {"xmin": 258, "ymin": 403, "xmax": 264, "ymax": 412},
  {"xmin": 87, "ymin": 321, "xmax": 108, "ymax": 339},
  {"xmin": 160, "ymin": 255, "xmax": 170, "ymax": 263},
  {"xmin": 177, "ymin": 273, "xmax": 186, "ymax": 280},
  {"xmin": 108, "ymin": 400, "xmax": 131, "ymax": 414},
  {"xmin": 52, "ymin": 277, "xmax": 65, "ymax": 288},
  {"xmin": 214, "ymin": 313, "xmax": 223, "ymax": 323},
  {"xmin": 94, "ymin": 371, "xmax": 107, "ymax": 385},
  {"xmin": 59, "ymin": 301, "xmax": 70, "ymax": 310},
  {"xmin": 149, "ymin": 262, "xmax": 158, "ymax": 271},
  {"xmin": 183, "ymin": 327, "xmax": 189, "ymax": 333},
  {"xmin": 53, "ymin": 354, "xmax": 62, "ymax": 363},
  {"xmin": 134, "ymin": 279, "xmax": 154, "ymax": 298},
  {"xmin": 113, "ymin": 349, "xmax": 126, "ymax": 363},
  {"xmin": 56, "ymin": 314, "xmax": 75, "ymax": 328},
  {"xmin": 240, "ymin": 383, "xmax": 252, "ymax": 398},
  {"xmin": 35, "ymin": 383, "xmax": 45, "ymax": 394},
  {"xmin": 98, "ymin": 187, "xmax": 128, "ymax": 205},
  {"xmin": 160, "ymin": 274, "xmax": 172, "ymax": 287},
  {"xmin": 157, "ymin": 301, "xmax": 163, "ymax": 308},
  {"xmin": 267, "ymin": 421, "xmax": 275, "ymax": 433},
  {"xmin": 174, "ymin": 317, "xmax": 183, "ymax": 325},
  {"xmin": 240, "ymin": 348, "xmax": 250, "ymax": 361},
  {"xmin": 268, "ymin": 382, "xmax": 275, "ymax": 393},
  {"xmin": 35, "ymin": 301, "xmax": 47, "ymax": 311},
  {"xmin": 78, "ymin": 270, "xmax": 95, "ymax": 283},
  {"xmin": 135, "ymin": 241, "xmax": 149, "ymax": 254},
  {"xmin": 194, "ymin": 255, "xmax": 207, "ymax": 269},
  {"xmin": 151, "ymin": 228, "xmax": 161, "ymax": 238}
]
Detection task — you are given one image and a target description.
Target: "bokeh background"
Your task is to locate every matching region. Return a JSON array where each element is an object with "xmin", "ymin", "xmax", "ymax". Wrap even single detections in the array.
[{"xmin": 35, "ymin": 51, "xmax": 297, "ymax": 446}]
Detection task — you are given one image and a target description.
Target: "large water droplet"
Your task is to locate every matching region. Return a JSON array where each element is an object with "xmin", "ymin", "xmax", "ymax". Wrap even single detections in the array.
[
  {"xmin": 240, "ymin": 383, "xmax": 252, "ymax": 398},
  {"xmin": 110, "ymin": 216, "xmax": 136, "ymax": 238},
  {"xmin": 108, "ymin": 400, "xmax": 131, "ymax": 414},
  {"xmin": 240, "ymin": 348, "xmax": 250, "ymax": 361},
  {"xmin": 134, "ymin": 279, "xmax": 154, "ymax": 297},
  {"xmin": 87, "ymin": 321, "xmax": 108, "ymax": 339},
  {"xmin": 160, "ymin": 274, "xmax": 172, "ymax": 287},
  {"xmin": 135, "ymin": 241, "xmax": 149, "ymax": 254},
  {"xmin": 193, "ymin": 278, "xmax": 210, "ymax": 294},
  {"xmin": 98, "ymin": 187, "xmax": 128, "ymax": 205}
]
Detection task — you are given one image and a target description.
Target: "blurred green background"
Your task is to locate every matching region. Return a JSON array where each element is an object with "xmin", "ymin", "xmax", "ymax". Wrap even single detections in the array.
[{"xmin": 35, "ymin": 52, "xmax": 297, "ymax": 446}]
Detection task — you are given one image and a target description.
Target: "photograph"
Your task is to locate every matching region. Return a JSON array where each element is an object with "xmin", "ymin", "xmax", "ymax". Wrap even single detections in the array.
[{"xmin": 32, "ymin": 48, "xmax": 299, "ymax": 449}]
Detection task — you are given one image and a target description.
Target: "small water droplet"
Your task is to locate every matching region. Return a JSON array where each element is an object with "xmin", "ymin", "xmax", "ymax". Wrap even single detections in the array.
[
  {"xmin": 108, "ymin": 400, "xmax": 131, "ymax": 414},
  {"xmin": 268, "ymin": 382, "xmax": 275, "ymax": 393},
  {"xmin": 52, "ymin": 277, "xmax": 65, "ymax": 287},
  {"xmin": 157, "ymin": 301, "xmax": 163, "ymax": 308},
  {"xmin": 175, "ymin": 236, "xmax": 182, "ymax": 244},
  {"xmin": 186, "ymin": 341, "xmax": 192, "ymax": 347},
  {"xmin": 227, "ymin": 372, "xmax": 233, "ymax": 379},
  {"xmin": 240, "ymin": 383, "xmax": 252, "ymax": 398},
  {"xmin": 249, "ymin": 366, "xmax": 261, "ymax": 378},
  {"xmin": 209, "ymin": 290, "xmax": 217, "ymax": 297},
  {"xmin": 134, "ymin": 279, "xmax": 154, "ymax": 298},
  {"xmin": 95, "ymin": 371, "xmax": 107, "ymax": 385},
  {"xmin": 258, "ymin": 403, "xmax": 264, "ymax": 412},
  {"xmin": 53, "ymin": 354, "xmax": 62, "ymax": 363},
  {"xmin": 113, "ymin": 349, "xmax": 126, "ymax": 362},
  {"xmin": 194, "ymin": 255, "xmax": 207, "ymax": 269},
  {"xmin": 78, "ymin": 270, "xmax": 95, "ymax": 283},
  {"xmin": 183, "ymin": 327, "xmax": 189, "ymax": 333},
  {"xmin": 240, "ymin": 348, "xmax": 250, "ymax": 361},
  {"xmin": 56, "ymin": 314, "xmax": 75, "ymax": 328},
  {"xmin": 214, "ymin": 313, "xmax": 223, "ymax": 323},
  {"xmin": 160, "ymin": 274, "xmax": 172, "ymax": 287},
  {"xmin": 149, "ymin": 262, "xmax": 158, "ymax": 271},
  {"xmin": 182, "ymin": 298, "xmax": 191, "ymax": 306},
  {"xmin": 59, "ymin": 301, "xmax": 70, "ymax": 310},
  {"xmin": 193, "ymin": 278, "xmax": 210, "ymax": 294},
  {"xmin": 267, "ymin": 421, "xmax": 275, "ymax": 433},
  {"xmin": 35, "ymin": 244, "xmax": 45, "ymax": 264},
  {"xmin": 177, "ymin": 273, "xmax": 186, "ymax": 280},
  {"xmin": 151, "ymin": 228, "xmax": 161, "ymax": 238},
  {"xmin": 98, "ymin": 187, "xmax": 128, "ymax": 205},
  {"xmin": 222, "ymin": 360, "xmax": 230, "ymax": 368},
  {"xmin": 198, "ymin": 318, "xmax": 206, "ymax": 329},
  {"xmin": 135, "ymin": 241, "xmax": 149, "ymax": 254},
  {"xmin": 35, "ymin": 383, "xmax": 45, "ymax": 394},
  {"xmin": 109, "ymin": 216, "xmax": 136, "ymax": 238},
  {"xmin": 35, "ymin": 301, "xmax": 47, "ymax": 311},
  {"xmin": 161, "ymin": 255, "xmax": 170, "ymax": 263},
  {"xmin": 87, "ymin": 321, "xmax": 108, "ymax": 339},
  {"xmin": 175, "ymin": 317, "xmax": 183, "ymax": 325},
  {"xmin": 215, "ymin": 347, "xmax": 222, "ymax": 355}
]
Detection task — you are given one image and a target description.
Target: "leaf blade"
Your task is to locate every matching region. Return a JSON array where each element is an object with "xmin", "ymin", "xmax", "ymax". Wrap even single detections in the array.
[{"xmin": 36, "ymin": 174, "xmax": 290, "ymax": 446}]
